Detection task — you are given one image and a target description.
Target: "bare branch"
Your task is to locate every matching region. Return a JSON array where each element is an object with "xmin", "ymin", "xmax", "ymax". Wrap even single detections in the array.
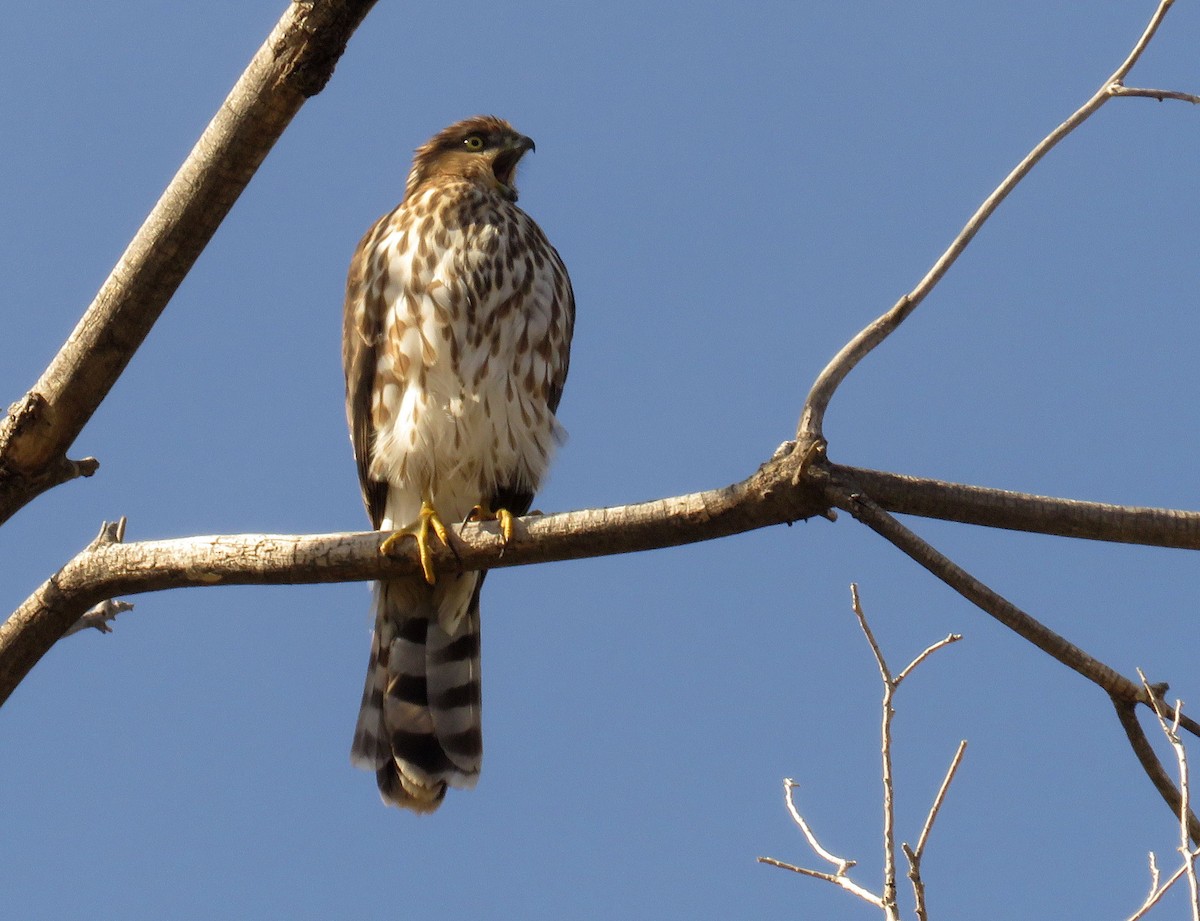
[
  {"xmin": 767, "ymin": 589, "xmax": 962, "ymax": 918},
  {"xmin": 912, "ymin": 740, "xmax": 968, "ymax": 861},
  {"xmin": 0, "ymin": 468, "xmax": 829, "ymax": 707},
  {"xmin": 797, "ymin": 0, "xmax": 1187, "ymax": 444},
  {"xmin": 829, "ymin": 478, "xmax": 1200, "ymax": 838},
  {"xmin": 851, "ymin": 584, "xmax": 891, "ymax": 684},
  {"xmin": 896, "ymin": 635, "xmax": 962, "ymax": 687},
  {"xmin": 1137, "ymin": 671, "xmax": 1200, "ymax": 917},
  {"xmin": 1124, "ymin": 675, "xmax": 1200, "ymax": 919},
  {"xmin": 782, "ymin": 779, "xmax": 858, "ymax": 877},
  {"xmin": 834, "ymin": 464, "xmax": 1200, "ymax": 552},
  {"xmin": 758, "ymin": 779, "xmax": 884, "ymax": 909},
  {"xmin": 756, "ymin": 857, "xmax": 884, "ymax": 906},
  {"xmin": 1113, "ymin": 698, "xmax": 1200, "ymax": 847},
  {"xmin": 1112, "ymin": 85, "xmax": 1200, "ymax": 104},
  {"xmin": 62, "ymin": 599, "xmax": 134, "ymax": 637},
  {"xmin": 1128, "ymin": 859, "xmax": 1199, "ymax": 920},
  {"xmin": 0, "ymin": 0, "xmax": 379, "ymax": 526},
  {"xmin": 829, "ymin": 481, "xmax": 1147, "ymax": 702}
]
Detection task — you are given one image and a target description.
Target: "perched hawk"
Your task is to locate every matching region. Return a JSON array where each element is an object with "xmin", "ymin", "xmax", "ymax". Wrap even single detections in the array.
[{"xmin": 343, "ymin": 116, "xmax": 574, "ymax": 812}]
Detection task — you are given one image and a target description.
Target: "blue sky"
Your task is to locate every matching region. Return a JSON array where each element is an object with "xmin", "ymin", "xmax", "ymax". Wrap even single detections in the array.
[{"xmin": 2, "ymin": 2, "xmax": 1199, "ymax": 918}]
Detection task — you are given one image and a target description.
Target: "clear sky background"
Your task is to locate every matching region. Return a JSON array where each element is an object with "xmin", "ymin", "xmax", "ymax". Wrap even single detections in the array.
[{"xmin": 2, "ymin": 2, "xmax": 1199, "ymax": 919}]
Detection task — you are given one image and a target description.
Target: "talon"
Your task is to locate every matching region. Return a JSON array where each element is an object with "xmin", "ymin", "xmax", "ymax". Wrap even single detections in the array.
[
  {"xmin": 379, "ymin": 501, "xmax": 452, "ymax": 585},
  {"xmin": 496, "ymin": 508, "xmax": 515, "ymax": 543},
  {"xmin": 469, "ymin": 503, "xmax": 517, "ymax": 544}
]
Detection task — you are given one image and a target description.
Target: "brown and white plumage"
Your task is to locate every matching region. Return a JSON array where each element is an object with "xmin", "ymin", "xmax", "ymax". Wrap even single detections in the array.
[{"xmin": 343, "ymin": 116, "xmax": 573, "ymax": 812}]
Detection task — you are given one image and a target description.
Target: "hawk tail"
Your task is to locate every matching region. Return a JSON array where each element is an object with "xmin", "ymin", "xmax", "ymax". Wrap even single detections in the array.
[{"xmin": 350, "ymin": 576, "xmax": 483, "ymax": 813}]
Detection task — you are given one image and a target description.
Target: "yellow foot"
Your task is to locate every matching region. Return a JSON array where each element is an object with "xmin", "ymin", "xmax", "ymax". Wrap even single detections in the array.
[
  {"xmin": 468, "ymin": 504, "xmax": 517, "ymax": 543},
  {"xmin": 380, "ymin": 501, "xmax": 453, "ymax": 585}
]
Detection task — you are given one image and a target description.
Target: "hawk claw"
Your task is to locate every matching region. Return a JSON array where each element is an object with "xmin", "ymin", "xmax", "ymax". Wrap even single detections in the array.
[
  {"xmin": 469, "ymin": 504, "xmax": 517, "ymax": 544},
  {"xmin": 380, "ymin": 501, "xmax": 453, "ymax": 585}
]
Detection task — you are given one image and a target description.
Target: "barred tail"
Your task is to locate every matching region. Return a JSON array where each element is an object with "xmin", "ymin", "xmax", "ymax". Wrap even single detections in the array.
[{"xmin": 350, "ymin": 574, "xmax": 483, "ymax": 812}]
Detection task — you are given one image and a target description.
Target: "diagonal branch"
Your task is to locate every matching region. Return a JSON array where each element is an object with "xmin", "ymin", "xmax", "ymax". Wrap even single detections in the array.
[
  {"xmin": 0, "ymin": 0, "xmax": 378, "ymax": 527},
  {"xmin": 827, "ymin": 479, "xmax": 1146, "ymax": 702},
  {"xmin": 797, "ymin": 0, "xmax": 1187, "ymax": 445},
  {"xmin": 826, "ymin": 472, "xmax": 1200, "ymax": 832},
  {"xmin": 1113, "ymin": 698, "xmax": 1200, "ymax": 846}
]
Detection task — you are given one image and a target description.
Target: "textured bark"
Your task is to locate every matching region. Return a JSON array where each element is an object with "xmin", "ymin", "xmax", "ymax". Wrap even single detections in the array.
[
  {"xmin": 0, "ymin": 0, "xmax": 378, "ymax": 526},
  {"xmin": 0, "ymin": 455, "xmax": 829, "ymax": 706}
]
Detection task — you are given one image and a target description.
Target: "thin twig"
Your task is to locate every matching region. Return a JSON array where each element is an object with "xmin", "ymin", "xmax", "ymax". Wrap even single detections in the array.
[
  {"xmin": 797, "ymin": 0, "xmax": 1185, "ymax": 444},
  {"xmin": 782, "ymin": 779, "xmax": 857, "ymax": 875},
  {"xmin": 1138, "ymin": 670, "xmax": 1200, "ymax": 919},
  {"xmin": 1112, "ymin": 85, "xmax": 1200, "ymax": 104},
  {"xmin": 755, "ymin": 857, "xmax": 884, "ymax": 906},
  {"xmin": 913, "ymin": 740, "xmax": 968, "ymax": 860},
  {"xmin": 852, "ymin": 584, "xmax": 892, "ymax": 684},
  {"xmin": 851, "ymin": 586, "xmax": 901, "ymax": 917},
  {"xmin": 897, "ymin": 635, "xmax": 962, "ymax": 687},
  {"xmin": 758, "ymin": 778, "xmax": 884, "ymax": 908}
]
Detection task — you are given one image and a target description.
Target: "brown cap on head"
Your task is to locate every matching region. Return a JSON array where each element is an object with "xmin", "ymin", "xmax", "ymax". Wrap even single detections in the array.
[{"xmin": 404, "ymin": 115, "xmax": 535, "ymax": 203}]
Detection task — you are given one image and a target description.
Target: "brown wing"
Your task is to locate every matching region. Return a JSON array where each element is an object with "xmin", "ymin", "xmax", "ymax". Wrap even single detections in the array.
[
  {"xmin": 489, "ymin": 227, "xmax": 575, "ymax": 517},
  {"xmin": 547, "ymin": 256, "xmax": 574, "ymax": 416},
  {"xmin": 342, "ymin": 214, "xmax": 392, "ymax": 530}
]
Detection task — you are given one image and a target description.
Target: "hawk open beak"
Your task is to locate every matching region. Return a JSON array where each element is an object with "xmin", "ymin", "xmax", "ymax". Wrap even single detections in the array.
[{"xmin": 492, "ymin": 134, "xmax": 535, "ymax": 190}]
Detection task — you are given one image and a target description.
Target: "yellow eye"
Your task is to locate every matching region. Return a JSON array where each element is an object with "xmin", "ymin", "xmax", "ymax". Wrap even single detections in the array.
[{"xmin": 463, "ymin": 135, "xmax": 485, "ymax": 151}]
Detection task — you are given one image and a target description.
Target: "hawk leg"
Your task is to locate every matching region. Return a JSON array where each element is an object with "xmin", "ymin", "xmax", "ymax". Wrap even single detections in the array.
[{"xmin": 379, "ymin": 500, "xmax": 454, "ymax": 585}]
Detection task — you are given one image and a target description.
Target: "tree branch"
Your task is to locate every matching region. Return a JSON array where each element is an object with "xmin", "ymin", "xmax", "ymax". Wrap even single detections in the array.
[
  {"xmin": 835, "ymin": 464, "xmax": 1200, "ymax": 550},
  {"xmin": 828, "ymin": 480, "xmax": 1146, "ymax": 701},
  {"xmin": 1114, "ymin": 698, "xmax": 1200, "ymax": 847},
  {"xmin": 797, "ymin": 0, "xmax": 1186, "ymax": 446},
  {"xmin": 0, "ymin": 0, "xmax": 378, "ymax": 527},
  {"xmin": 0, "ymin": 461, "xmax": 829, "ymax": 706}
]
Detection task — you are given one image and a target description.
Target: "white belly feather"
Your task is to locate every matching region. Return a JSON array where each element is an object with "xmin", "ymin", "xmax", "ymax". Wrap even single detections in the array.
[{"xmin": 366, "ymin": 195, "xmax": 567, "ymax": 531}]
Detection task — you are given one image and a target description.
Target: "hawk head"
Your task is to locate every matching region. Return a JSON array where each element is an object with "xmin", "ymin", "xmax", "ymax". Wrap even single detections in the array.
[{"xmin": 404, "ymin": 115, "xmax": 536, "ymax": 203}]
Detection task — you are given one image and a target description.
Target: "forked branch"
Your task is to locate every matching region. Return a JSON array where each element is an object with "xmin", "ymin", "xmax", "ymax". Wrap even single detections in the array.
[
  {"xmin": 797, "ymin": 0, "xmax": 1190, "ymax": 446},
  {"xmin": 760, "ymin": 587, "xmax": 964, "ymax": 920}
]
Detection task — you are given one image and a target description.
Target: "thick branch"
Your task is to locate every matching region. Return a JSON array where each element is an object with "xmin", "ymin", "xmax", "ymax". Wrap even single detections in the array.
[
  {"xmin": 0, "ymin": 0, "xmax": 377, "ymax": 526},
  {"xmin": 827, "ymin": 481, "xmax": 1145, "ymax": 702},
  {"xmin": 836, "ymin": 464, "xmax": 1200, "ymax": 550},
  {"xmin": 1113, "ymin": 699, "xmax": 1200, "ymax": 846},
  {"xmin": 0, "ymin": 462, "xmax": 828, "ymax": 706}
]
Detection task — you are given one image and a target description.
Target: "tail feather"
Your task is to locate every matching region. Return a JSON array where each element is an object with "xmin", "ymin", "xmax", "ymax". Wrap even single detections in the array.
[{"xmin": 350, "ymin": 574, "xmax": 483, "ymax": 812}]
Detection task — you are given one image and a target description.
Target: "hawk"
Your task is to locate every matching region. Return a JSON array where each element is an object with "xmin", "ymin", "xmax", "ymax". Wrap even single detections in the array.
[{"xmin": 343, "ymin": 116, "xmax": 574, "ymax": 812}]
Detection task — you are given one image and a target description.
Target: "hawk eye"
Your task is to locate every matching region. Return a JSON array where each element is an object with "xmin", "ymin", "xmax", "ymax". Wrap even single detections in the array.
[{"xmin": 463, "ymin": 135, "xmax": 485, "ymax": 151}]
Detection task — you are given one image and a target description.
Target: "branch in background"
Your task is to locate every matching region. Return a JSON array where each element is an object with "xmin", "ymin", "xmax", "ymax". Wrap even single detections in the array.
[
  {"xmin": 1112, "ymin": 86, "xmax": 1200, "ymax": 104},
  {"xmin": 760, "ymin": 586, "xmax": 964, "ymax": 920},
  {"xmin": 757, "ymin": 780, "xmax": 885, "ymax": 912},
  {"xmin": 796, "ymin": 0, "xmax": 1186, "ymax": 446},
  {"xmin": 828, "ymin": 475, "xmax": 1200, "ymax": 833},
  {"xmin": 904, "ymin": 741, "xmax": 968, "ymax": 921},
  {"xmin": 0, "ymin": 0, "xmax": 379, "ymax": 527},
  {"xmin": 829, "ymin": 481, "xmax": 1148, "ymax": 701},
  {"xmin": 1124, "ymin": 677, "xmax": 1200, "ymax": 919}
]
